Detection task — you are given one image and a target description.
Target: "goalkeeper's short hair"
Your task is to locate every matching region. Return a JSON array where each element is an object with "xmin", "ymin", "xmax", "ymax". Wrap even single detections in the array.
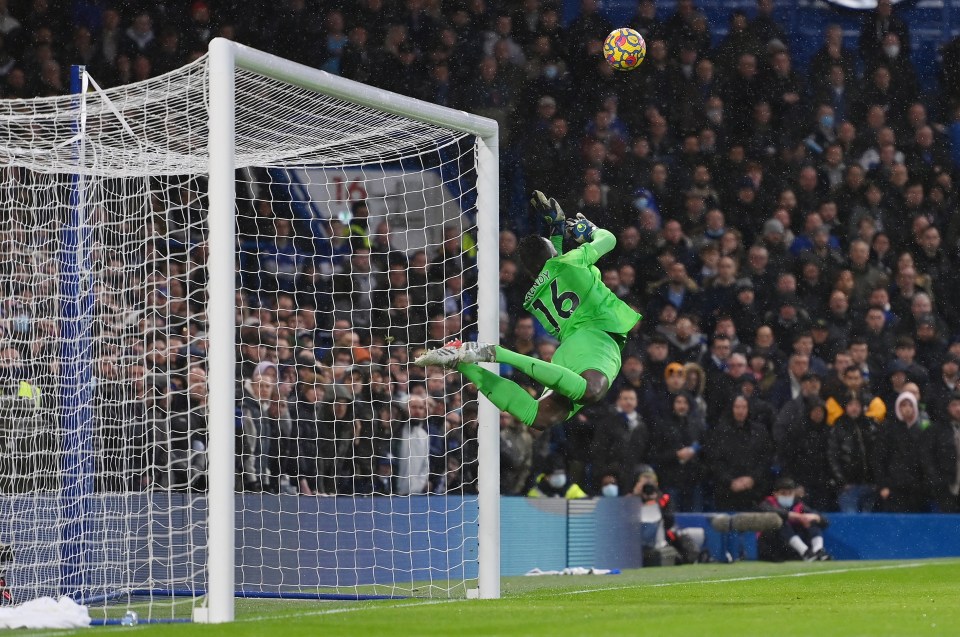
[{"xmin": 516, "ymin": 235, "xmax": 553, "ymax": 278}]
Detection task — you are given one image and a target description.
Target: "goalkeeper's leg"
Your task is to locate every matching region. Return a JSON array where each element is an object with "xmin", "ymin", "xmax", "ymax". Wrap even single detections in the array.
[
  {"xmin": 415, "ymin": 341, "xmax": 602, "ymax": 403},
  {"xmin": 456, "ymin": 362, "xmax": 597, "ymax": 431},
  {"xmin": 414, "ymin": 338, "xmax": 611, "ymax": 429}
]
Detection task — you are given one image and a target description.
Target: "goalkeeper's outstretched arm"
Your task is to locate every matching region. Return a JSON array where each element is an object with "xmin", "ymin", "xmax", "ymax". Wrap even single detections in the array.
[
  {"xmin": 587, "ymin": 227, "xmax": 616, "ymax": 257},
  {"xmin": 565, "ymin": 213, "xmax": 615, "ymax": 263},
  {"xmin": 530, "ymin": 190, "xmax": 565, "ymax": 255}
]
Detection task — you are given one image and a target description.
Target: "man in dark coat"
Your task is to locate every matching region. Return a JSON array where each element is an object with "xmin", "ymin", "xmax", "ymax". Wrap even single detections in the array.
[
  {"xmin": 922, "ymin": 392, "xmax": 960, "ymax": 513},
  {"xmin": 590, "ymin": 386, "xmax": 650, "ymax": 491},
  {"xmin": 705, "ymin": 394, "xmax": 773, "ymax": 511}
]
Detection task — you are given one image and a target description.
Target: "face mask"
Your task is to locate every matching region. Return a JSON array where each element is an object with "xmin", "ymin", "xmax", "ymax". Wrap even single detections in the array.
[
  {"xmin": 543, "ymin": 64, "xmax": 558, "ymax": 80},
  {"xmin": 602, "ymin": 484, "xmax": 619, "ymax": 497},
  {"xmin": 820, "ymin": 115, "xmax": 835, "ymax": 129},
  {"xmin": 706, "ymin": 109, "xmax": 722, "ymax": 123},
  {"xmin": 776, "ymin": 495, "xmax": 795, "ymax": 508},
  {"xmin": 548, "ymin": 473, "xmax": 567, "ymax": 489},
  {"xmin": 883, "ymin": 45, "xmax": 899, "ymax": 58}
]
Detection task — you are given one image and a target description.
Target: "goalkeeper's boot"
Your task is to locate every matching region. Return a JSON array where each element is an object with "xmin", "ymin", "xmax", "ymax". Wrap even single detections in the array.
[
  {"xmin": 413, "ymin": 341, "xmax": 463, "ymax": 369},
  {"xmin": 454, "ymin": 341, "xmax": 496, "ymax": 365}
]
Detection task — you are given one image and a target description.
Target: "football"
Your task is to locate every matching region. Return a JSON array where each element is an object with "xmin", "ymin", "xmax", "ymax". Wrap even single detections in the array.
[{"xmin": 603, "ymin": 27, "xmax": 646, "ymax": 71}]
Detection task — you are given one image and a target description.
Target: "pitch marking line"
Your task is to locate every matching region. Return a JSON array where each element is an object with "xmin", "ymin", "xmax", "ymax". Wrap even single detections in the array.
[
  {"xmin": 557, "ymin": 561, "xmax": 940, "ymax": 595},
  {"xmin": 234, "ymin": 559, "xmax": 960, "ymax": 623},
  {"xmin": 238, "ymin": 598, "xmax": 459, "ymax": 623}
]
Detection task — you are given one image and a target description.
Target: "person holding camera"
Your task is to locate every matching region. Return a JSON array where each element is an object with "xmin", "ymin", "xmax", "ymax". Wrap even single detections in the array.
[
  {"xmin": 757, "ymin": 477, "xmax": 832, "ymax": 562},
  {"xmin": 634, "ymin": 468, "xmax": 705, "ymax": 566}
]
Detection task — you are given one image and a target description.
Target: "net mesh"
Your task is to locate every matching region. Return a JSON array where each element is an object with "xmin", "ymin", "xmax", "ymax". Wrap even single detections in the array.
[{"xmin": 0, "ymin": 54, "xmax": 483, "ymax": 620}]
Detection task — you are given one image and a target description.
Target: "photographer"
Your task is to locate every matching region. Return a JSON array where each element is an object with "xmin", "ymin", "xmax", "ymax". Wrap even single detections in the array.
[{"xmin": 634, "ymin": 469, "xmax": 705, "ymax": 566}]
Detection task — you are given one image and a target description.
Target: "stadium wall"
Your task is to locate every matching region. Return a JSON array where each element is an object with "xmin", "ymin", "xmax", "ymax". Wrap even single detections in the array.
[
  {"xmin": 564, "ymin": 0, "xmax": 958, "ymax": 94},
  {"xmin": 502, "ymin": 502, "xmax": 960, "ymax": 573},
  {"xmin": 2, "ymin": 496, "xmax": 956, "ymax": 595}
]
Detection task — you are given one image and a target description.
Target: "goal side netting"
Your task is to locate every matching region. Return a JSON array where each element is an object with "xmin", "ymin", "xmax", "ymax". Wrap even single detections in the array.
[{"xmin": 0, "ymin": 39, "xmax": 499, "ymax": 623}]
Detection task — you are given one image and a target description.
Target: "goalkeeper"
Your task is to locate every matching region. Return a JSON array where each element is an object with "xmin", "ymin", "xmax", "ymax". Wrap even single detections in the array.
[{"xmin": 415, "ymin": 192, "xmax": 642, "ymax": 431}]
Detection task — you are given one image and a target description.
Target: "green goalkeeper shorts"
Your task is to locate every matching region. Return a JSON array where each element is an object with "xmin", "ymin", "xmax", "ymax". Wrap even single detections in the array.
[{"xmin": 546, "ymin": 327, "xmax": 626, "ymax": 418}]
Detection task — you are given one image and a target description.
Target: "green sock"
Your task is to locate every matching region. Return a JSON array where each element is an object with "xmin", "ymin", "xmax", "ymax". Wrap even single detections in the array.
[
  {"xmin": 457, "ymin": 363, "xmax": 539, "ymax": 426},
  {"xmin": 494, "ymin": 346, "xmax": 587, "ymax": 402}
]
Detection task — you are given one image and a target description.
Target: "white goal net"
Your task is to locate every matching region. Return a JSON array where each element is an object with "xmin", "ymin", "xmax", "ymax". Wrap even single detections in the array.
[{"xmin": 0, "ymin": 40, "xmax": 499, "ymax": 623}]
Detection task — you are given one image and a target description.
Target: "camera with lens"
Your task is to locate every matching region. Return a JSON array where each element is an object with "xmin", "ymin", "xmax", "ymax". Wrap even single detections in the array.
[{"xmin": 640, "ymin": 483, "xmax": 659, "ymax": 501}]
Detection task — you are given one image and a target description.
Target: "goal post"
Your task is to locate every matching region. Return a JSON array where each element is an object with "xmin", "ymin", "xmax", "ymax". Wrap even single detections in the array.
[
  {"xmin": 0, "ymin": 37, "xmax": 500, "ymax": 624},
  {"xmin": 205, "ymin": 39, "xmax": 501, "ymax": 622},
  {"xmin": 214, "ymin": 38, "xmax": 503, "ymax": 622}
]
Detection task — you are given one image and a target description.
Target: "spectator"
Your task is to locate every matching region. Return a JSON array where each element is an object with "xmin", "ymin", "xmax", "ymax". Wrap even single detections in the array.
[
  {"xmin": 183, "ymin": 1, "xmax": 215, "ymax": 55},
  {"xmin": 926, "ymin": 355, "xmax": 960, "ymax": 425},
  {"xmin": 500, "ymin": 411, "xmax": 532, "ymax": 495},
  {"xmin": 859, "ymin": 0, "xmax": 911, "ymax": 65},
  {"xmin": 770, "ymin": 371, "xmax": 823, "ymax": 448},
  {"xmin": 341, "ymin": 25, "xmax": 375, "ymax": 84},
  {"xmin": 766, "ymin": 353, "xmax": 810, "ymax": 410},
  {"xmin": 665, "ymin": 316, "xmax": 704, "ymax": 364},
  {"xmin": 779, "ymin": 399, "xmax": 835, "ymax": 511},
  {"xmin": 527, "ymin": 454, "xmax": 587, "ymax": 499},
  {"xmin": 711, "ymin": 10, "xmax": 761, "ymax": 77},
  {"xmin": 637, "ymin": 479, "xmax": 705, "ymax": 566},
  {"xmin": 643, "ymin": 333, "xmax": 672, "ymax": 392},
  {"xmin": 922, "ymin": 391, "xmax": 960, "ymax": 513},
  {"xmin": 874, "ymin": 391, "xmax": 930, "ymax": 512},
  {"xmin": 395, "ymin": 395, "xmax": 430, "ymax": 495},
  {"xmin": 705, "ymin": 394, "xmax": 774, "ymax": 511},
  {"xmin": 682, "ymin": 362, "xmax": 709, "ymax": 417},
  {"xmin": 288, "ymin": 379, "xmax": 323, "ymax": 496},
  {"xmin": 646, "ymin": 261, "xmax": 702, "ymax": 321},
  {"xmin": 597, "ymin": 470, "xmax": 622, "ymax": 497},
  {"xmin": 628, "ymin": 0, "xmax": 664, "ymax": 43},
  {"xmin": 825, "ymin": 365, "xmax": 887, "ymax": 427},
  {"xmin": 590, "ymin": 386, "xmax": 649, "ymax": 491},
  {"xmin": 858, "ymin": 305, "xmax": 895, "ymax": 367},
  {"xmin": 650, "ymin": 391, "xmax": 705, "ymax": 512},
  {"xmin": 165, "ymin": 364, "xmax": 208, "ymax": 491},
  {"xmin": 828, "ymin": 395, "xmax": 879, "ymax": 513},
  {"xmin": 848, "ymin": 239, "xmax": 887, "ymax": 306},
  {"xmin": 240, "ymin": 364, "xmax": 279, "ymax": 492},
  {"xmin": 757, "ymin": 477, "xmax": 832, "ymax": 562},
  {"xmin": 122, "ymin": 11, "xmax": 156, "ymax": 58}
]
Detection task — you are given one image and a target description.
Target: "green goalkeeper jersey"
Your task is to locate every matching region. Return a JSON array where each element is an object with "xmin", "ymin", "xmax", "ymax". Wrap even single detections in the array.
[{"xmin": 522, "ymin": 229, "xmax": 642, "ymax": 341}]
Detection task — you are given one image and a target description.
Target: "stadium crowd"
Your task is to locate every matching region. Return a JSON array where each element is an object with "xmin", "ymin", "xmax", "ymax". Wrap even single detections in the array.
[{"xmin": 3, "ymin": 0, "xmax": 960, "ymax": 514}]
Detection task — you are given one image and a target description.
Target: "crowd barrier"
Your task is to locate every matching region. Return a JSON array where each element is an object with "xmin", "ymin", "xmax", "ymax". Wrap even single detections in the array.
[
  {"xmin": 0, "ymin": 495, "xmax": 955, "ymax": 597},
  {"xmin": 501, "ymin": 498, "xmax": 960, "ymax": 572}
]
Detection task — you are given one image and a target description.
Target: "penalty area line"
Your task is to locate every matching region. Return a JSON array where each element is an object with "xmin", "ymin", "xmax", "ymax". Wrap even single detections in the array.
[{"xmin": 556, "ymin": 561, "xmax": 937, "ymax": 596}]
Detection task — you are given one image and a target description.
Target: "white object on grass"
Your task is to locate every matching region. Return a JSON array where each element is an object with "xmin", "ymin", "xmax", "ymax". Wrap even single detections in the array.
[{"xmin": 0, "ymin": 597, "xmax": 90, "ymax": 629}]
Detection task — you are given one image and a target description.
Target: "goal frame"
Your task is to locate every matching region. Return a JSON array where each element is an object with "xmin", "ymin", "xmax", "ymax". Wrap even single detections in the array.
[{"xmin": 203, "ymin": 38, "xmax": 501, "ymax": 623}]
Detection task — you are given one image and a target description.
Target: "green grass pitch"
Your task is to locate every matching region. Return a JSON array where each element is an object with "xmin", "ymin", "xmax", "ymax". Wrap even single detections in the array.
[{"xmin": 20, "ymin": 558, "xmax": 960, "ymax": 636}]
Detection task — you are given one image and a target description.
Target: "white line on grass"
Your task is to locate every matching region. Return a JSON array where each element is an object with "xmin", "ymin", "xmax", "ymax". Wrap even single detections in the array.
[
  {"xmin": 557, "ymin": 561, "xmax": 936, "ymax": 596},
  {"xmin": 237, "ymin": 598, "xmax": 460, "ymax": 623},
  {"xmin": 216, "ymin": 560, "xmax": 960, "ymax": 624}
]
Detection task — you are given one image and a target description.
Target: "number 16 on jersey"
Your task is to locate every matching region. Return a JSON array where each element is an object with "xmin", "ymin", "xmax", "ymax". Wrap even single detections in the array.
[{"xmin": 530, "ymin": 280, "xmax": 580, "ymax": 336}]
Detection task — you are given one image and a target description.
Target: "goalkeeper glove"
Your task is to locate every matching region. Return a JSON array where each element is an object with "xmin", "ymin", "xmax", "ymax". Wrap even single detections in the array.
[
  {"xmin": 565, "ymin": 213, "xmax": 597, "ymax": 244},
  {"xmin": 530, "ymin": 190, "xmax": 565, "ymax": 236}
]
